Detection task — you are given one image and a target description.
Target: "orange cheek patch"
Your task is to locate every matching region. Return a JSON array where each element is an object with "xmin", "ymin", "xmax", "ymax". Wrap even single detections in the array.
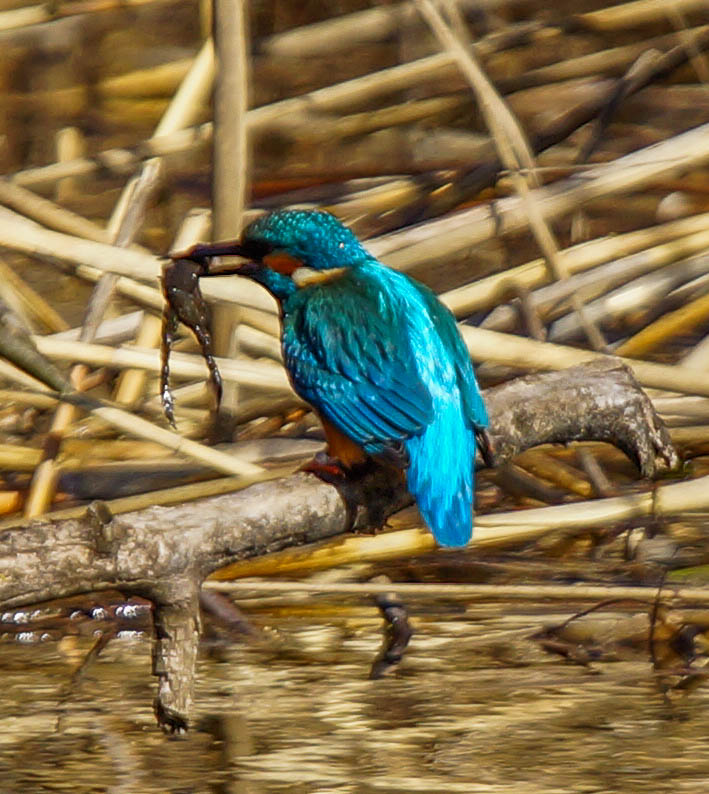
[{"xmin": 263, "ymin": 251, "xmax": 303, "ymax": 275}]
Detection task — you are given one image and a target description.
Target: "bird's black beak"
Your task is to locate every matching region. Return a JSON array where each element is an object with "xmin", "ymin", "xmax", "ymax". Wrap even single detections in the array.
[{"xmin": 170, "ymin": 239, "xmax": 270, "ymax": 278}]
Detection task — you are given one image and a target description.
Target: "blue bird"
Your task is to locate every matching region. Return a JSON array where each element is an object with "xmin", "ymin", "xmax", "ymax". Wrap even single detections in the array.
[{"xmin": 175, "ymin": 209, "xmax": 489, "ymax": 547}]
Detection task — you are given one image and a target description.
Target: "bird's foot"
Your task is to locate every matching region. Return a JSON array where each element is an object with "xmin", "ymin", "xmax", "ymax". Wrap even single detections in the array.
[
  {"xmin": 301, "ymin": 451, "xmax": 349, "ymax": 483},
  {"xmin": 476, "ymin": 427, "xmax": 496, "ymax": 468}
]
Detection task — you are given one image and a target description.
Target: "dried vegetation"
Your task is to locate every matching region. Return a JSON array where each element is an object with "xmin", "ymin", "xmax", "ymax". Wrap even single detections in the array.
[{"xmin": 0, "ymin": 0, "xmax": 708, "ymax": 727}]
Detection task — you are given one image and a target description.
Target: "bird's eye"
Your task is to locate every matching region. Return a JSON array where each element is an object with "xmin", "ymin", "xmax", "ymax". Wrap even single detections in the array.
[{"xmin": 338, "ymin": 242, "xmax": 345, "ymax": 249}]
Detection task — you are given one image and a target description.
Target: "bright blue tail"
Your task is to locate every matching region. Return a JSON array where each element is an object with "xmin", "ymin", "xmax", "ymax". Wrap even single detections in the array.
[{"xmin": 405, "ymin": 395, "xmax": 475, "ymax": 547}]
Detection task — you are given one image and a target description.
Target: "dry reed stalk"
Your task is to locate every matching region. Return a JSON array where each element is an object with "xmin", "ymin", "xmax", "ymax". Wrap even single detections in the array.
[
  {"xmin": 0, "ymin": 0, "xmax": 181, "ymax": 32},
  {"xmin": 211, "ymin": 2, "xmax": 246, "ymax": 239},
  {"xmin": 460, "ymin": 325, "xmax": 709, "ymax": 398},
  {"xmin": 76, "ymin": 403, "xmax": 266, "ymax": 477},
  {"xmin": 578, "ymin": 0, "xmax": 709, "ymax": 31},
  {"xmin": 262, "ymin": 0, "xmax": 506, "ymax": 57},
  {"xmin": 52, "ymin": 311, "xmax": 144, "ymax": 345},
  {"xmin": 111, "ymin": 314, "xmax": 164, "ymax": 408},
  {"xmin": 204, "ymin": 579, "xmax": 709, "ymax": 604},
  {"xmin": 442, "ymin": 211, "xmax": 709, "ymax": 315},
  {"xmin": 0, "ymin": 493, "xmax": 21, "ymax": 515},
  {"xmin": 278, "ymin": 96, "xmax": 467, "ymax": 145},
  {"xmin": 500, "ymin": 25, "xmax": 709, "ymax": 92},
  {"xmin": 681, "ymin": 332, "xmax": 709, "ymax": 369},
  {"xmin": 615, "ymin": 290, "xmax": 709, "ymax": 358},
  {"xmin": 418, "ymin": 0, "xmax": 606, "ymax": 350},
  {"xmin": 0, "ymin": 349, "xmax": 266, "ymax": 479},
  {"xmin": 372, "ymin": 121, "xmax": 709, "ymax": 271},
  {"xmin": 144, "ymin": 382, "xmax": 210, "ymax": 412},
  {"xmin": 32, "ymin": 337, "xmax": 292, "ymax": 394},
  {"xmin": 23, "ymin": 163, "xmax": 162, "ymax": 517},
  {"xmin": 74, "ymin": 265, "xmax": 164, "ymax": 311},
  {"xmin": 154, "ymin": 38, "xmax": 215, "ymax": 139},
  {"xmin": 667, "ymin": 4, "xmax": 709, "ymax": 82},
  {"xmin": 211, "ymin": 0, "xmax": 249, "ymax": 421},
  {"xmin": 660, "ymin": 402, "xmax": 709, "ymax": 428},
  {"xmin": 0, "ymin": 206, "xmax": 277, "ymax": 314},
  {"xmin": 0, "ymin": 256, "xmax": 69, "ymax": 333},
  {"xmin": 61, "ymin": 438, "xmax": 173, "ymax": 460},
  {"xmin": 9, "ymin": 124, "xmax": 210, "ymax": 190},
  {"xmin": 514, "ymin": 449, "xmax": 594, "ymax": 498},
  {"xmin": 54, "ymin": 126, "xmax": 85, "ymax": 203},
  {"xmin": 23, "ymin": 32, "xmax": 221, "ymax": 516},
  {"xmin": 0, "ymin": 443, "xmax": 42, "ymax": 470},
  {"xmin": 236, "ymin": 325, "xmax": 283, "ymax": 363},
  {"xmin": 7, "ymin": 18, "xmax": 528, "ymax": 193},
  {"xmin": 9, "ymin": 21, "xmax": 703, "ymax": 193},
  {"xmin": 237, "ymin": 306, "xmax": 280, "ymax": 337},
  {"xmin": 0, "ymin": 390, "xmax": 59, "ymax": 410},
  {"xmin": 547, "ymin": 254, "xmax": 709, "ymax": 343},
  {"xmin": 143, "ymin": 386, "xmax": 302, "ymax": 424},
  {"xmin": 670, "ymin": 426, "xmax": 709, "ymax": 448},
  {"xmin": 98, "ymin": 58, "xmax": 194, "ymax": 99},
  {"xmin": 479, "ymin": 224, "xmax": 709, "ymax": 331},
  {"xmin": 0, "ymin": 179, "xmax": 111, "ymax": 243},
  {"xmin": 0, "ymin": 5, "xmax": 49, "ymax": 30},
  {"xmin": 0, "ymin": 464, "xmax": 300, "ymax": 532}
]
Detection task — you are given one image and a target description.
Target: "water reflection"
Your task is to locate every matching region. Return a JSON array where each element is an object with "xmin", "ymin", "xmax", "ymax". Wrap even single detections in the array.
[{"xmin": 1, "ymin": 600, "xmax": 708, "ymax": 792}]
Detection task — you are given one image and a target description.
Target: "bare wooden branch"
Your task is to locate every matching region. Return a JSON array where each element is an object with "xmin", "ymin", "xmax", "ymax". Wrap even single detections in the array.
[{"xmin": 0, "ymin": 358, "xmax": 678, "ymax": 728}]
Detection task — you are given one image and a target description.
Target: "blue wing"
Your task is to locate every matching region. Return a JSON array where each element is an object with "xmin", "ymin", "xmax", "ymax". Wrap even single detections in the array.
[
  {"xmin": 412, "ymin": 281, "xmax": 488, "ymax": 431},
  {"xmin": 282, "ymin": 269, "xmax": 434, "ymax": 457},
  {"xmin": 282, "ymin": 263, "xmax": 486, "ymax": 547}
]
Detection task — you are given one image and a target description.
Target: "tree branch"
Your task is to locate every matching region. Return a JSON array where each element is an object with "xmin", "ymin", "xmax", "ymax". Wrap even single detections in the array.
[{"xmin": 0, "ymin": 358, "xmax": 678, "ymax": 729}]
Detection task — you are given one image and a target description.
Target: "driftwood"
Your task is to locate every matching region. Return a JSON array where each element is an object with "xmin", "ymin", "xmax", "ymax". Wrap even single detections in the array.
[{"xmin": 0, "ymin": 358, "xmax": 677, "ymax": 730}]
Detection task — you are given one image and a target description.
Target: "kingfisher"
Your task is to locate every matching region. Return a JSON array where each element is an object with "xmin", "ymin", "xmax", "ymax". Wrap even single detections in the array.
[{"xmin": 169, "ymin": 209, "xmax": 489, "ymax": 547}]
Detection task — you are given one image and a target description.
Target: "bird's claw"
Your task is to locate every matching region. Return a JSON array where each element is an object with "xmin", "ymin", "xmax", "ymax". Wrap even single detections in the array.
[{"xmin": 301, "ymin": 451, "xmax": 349, "ymax": 482}]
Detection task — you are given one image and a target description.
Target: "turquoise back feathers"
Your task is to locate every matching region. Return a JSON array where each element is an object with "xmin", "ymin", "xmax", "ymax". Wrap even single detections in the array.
[{"xmin": 241, "ymin": 209, "xmax": 488, "ymax": 547}]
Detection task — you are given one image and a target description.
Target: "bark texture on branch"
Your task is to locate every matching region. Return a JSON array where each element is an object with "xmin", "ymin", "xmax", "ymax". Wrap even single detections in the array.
[{"xmin": 0, "ymin": 358, "xmax": 678, "ymax": 729}]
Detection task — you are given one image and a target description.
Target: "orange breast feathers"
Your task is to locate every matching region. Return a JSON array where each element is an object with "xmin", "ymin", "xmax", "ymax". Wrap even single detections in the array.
[{"xmin": 321, "ymin": 419, "xmax": 367, "ymax": 467}]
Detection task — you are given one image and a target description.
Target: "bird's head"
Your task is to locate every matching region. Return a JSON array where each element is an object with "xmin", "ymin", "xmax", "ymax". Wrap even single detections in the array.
[
  {"xmin": 172, "ymin": 210, "xmax": 370, "ymax": 300},
  {"xmin": 241, "ymin": 209, "xmax": 370, "ymax": 272}
]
